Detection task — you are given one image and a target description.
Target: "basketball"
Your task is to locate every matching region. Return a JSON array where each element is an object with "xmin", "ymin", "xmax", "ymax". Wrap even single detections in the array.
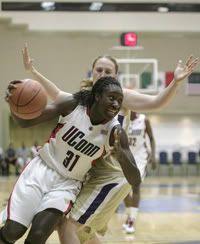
[{"xmin": 8, "ymin": 79, "xmax": 47, "ymax": 119}]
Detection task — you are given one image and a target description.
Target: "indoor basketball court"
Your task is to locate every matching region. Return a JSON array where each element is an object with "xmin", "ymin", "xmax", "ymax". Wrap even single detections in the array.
[
  {"xmin": 0, "ymin": 176, "xmax": 200, "ymax": 243},
  {"xmin": 0, "ymin": 0, "xmax": 200, "ymax": 244}
]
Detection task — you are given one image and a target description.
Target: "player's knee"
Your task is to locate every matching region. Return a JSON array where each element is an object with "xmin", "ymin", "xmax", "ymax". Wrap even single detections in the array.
[
  {"xmin": 24, "ymin": 239, "xmax": 39, "ymax": 244},
  {"xmin": 27, "ymin": 229, "xmax": 46, "ymax": 243},
  {"xmin": 56, "ymin": 215, "xmax": 67, "ymax": 230},
  {"xmin": 24, "ymin": 240, "xmax": 32, "ymax": 244}
]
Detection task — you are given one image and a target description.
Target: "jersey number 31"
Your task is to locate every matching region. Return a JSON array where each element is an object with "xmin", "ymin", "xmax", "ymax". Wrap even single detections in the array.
[{"xmin": 63, "ymin": 150, "xmax": 80, "ymax": 171}]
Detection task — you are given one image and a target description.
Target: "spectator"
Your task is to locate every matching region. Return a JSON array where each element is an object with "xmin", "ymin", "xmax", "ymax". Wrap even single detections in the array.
[
  {"xmin": 30, "ymin": 141, "xmax": 39, "ymax": 158},
  {"xmin": 16, "ymin": 143, "xmax": 31, "ymax": 175},
  {"xmin": 0, "ymin": 147, "xmax": 5, "ymax": 176},
  {"xmin": 4, "ymin": 143, "xmax": 17, "ymax": 176}
]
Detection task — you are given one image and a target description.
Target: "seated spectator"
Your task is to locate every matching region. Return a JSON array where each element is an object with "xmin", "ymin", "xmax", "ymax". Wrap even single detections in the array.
[
  {"xmin": 0, "ymin": 147, "xmax": 5, "ymax": 176},
  {"xmin": 5, "ymin": 143, "xmax": 17, "ymax": 176},
  {"xmin": 16, "ymin": 142, "xmax": 31, "ymax": 175},
  {"xmin": 30, "ymin": 141, "xmax": 39, "ymax": 158}
]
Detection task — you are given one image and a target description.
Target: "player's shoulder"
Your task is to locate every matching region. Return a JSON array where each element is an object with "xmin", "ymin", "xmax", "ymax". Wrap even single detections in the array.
[
  {"xmin": 138, "ymin": 113, "xmax": 146, "ymax": 120},
  {"xmin": 139, "ymin": 114, "xmax": 146, "ymax": 119}
]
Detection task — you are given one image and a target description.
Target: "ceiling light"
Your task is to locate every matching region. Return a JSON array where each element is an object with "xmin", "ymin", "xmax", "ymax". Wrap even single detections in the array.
[
  {"xmin": 41, "ymin": 2, "xmax": 55, "ymax": 11},
  {"xmin": 158, "ymin": 6, "xmax": 169, "ymax": 13},
  {"xmin": 89, "ymin": 2, "xmax": 103, "ymax": 11}
]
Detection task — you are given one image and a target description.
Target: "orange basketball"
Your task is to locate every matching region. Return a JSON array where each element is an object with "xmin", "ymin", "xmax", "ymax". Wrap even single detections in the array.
[{"xmin": 8, "ymin": 79, "xmax": 47, "ymax": 119}]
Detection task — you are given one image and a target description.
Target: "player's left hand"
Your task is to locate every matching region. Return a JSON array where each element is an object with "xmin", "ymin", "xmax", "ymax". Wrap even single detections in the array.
[
  {"xmin": 103, "ymin": 127, "xmax": 122, "ymax": 159},
  {"xmin": 174, "ymin": 55, "xmax": 199, "ymax": 82},
  {"xmin": 112, "ymin": 127, "xmax": 122, "ymax": 153},
  {"xmin": 5, "ymin": 80, "xmax": 22, "ymax": 101},
  {"xmin": 151, "ymin": 160, "xmax": 157, "ymax": 170},
  {"xmin": 148, "ymin": 153, "xmax": 157, "ymax": 170},
  {"xmin": 22, "ymin": 43, "xmax": 35, "ymax": 72}
]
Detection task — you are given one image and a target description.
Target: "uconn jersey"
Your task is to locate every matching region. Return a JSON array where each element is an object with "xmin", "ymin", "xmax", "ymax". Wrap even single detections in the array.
[
  {"xmin": 126, "ymin": 114, "xmax": 147, "ymax": 155},
  {"xmin": 39, "ymin": 105, "xmax": 119, "ymax": 181},
  {"xmin": 125, "ymin": 113, "xmax": 148, "ymax": 179}
]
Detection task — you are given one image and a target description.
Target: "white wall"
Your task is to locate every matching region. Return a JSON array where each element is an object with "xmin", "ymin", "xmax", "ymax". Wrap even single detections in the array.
[
  {"xmin": 149, "ymin": 114, "xmax": 200, "ymax": 148},
  {"xmin": 1, "ymin": 12, "xmax": 200, "ymax": 32}
]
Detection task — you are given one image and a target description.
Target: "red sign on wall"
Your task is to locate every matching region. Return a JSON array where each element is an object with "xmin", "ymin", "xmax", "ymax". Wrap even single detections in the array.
[{"xmin": 120, "ymin": 32, "xmax": 137, "ymax": 47}]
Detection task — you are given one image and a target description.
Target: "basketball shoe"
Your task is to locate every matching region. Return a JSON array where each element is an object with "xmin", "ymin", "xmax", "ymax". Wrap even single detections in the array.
[{"xmin": 122, "ymin": 217, "xmax": 135, "ymax": 234}]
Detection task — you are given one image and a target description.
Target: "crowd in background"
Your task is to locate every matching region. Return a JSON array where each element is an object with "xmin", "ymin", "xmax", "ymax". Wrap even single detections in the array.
[{"xmin": 0, "ymin": 142, "xmax": 39, "ymax": 176}]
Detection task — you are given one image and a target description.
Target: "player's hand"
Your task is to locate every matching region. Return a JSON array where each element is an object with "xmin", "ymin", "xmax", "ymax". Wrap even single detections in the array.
[
  {"xmin": 174, "ymin": 55, "xmax": 199, "ymax": 82},
  {"xmin": 148, "ymin": 153, "xmax": 157, "ymax": 170},
  {"xmin": 112, "ymin": 127, "xmax": 122, "ymax": 154},
  {"xmin": 103, "ymin": 127, "xmax": 122, "ymax": 159},
  {"xmin": 5, "ymin": 80, "xmax": 22, "ymax": 102},
  {"xmin": 22, "ymin": 43, "xmax": 34, "ymax": 72},
  {"xmin": 151, "ymin": 160, "xmax": 157, "ymax": 170}
]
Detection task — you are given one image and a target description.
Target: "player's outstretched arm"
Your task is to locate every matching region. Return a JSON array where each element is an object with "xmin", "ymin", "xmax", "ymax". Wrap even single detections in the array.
[
  {"xmin": 22, "ymin": 44, "xmax": 71, "ymax": 101},
  {"xmin": 122, "ymin": 55, "xmax": 199, "ymax": 112},
  {"xmin": 110, "ymin": 126, "xmax": 141, "ymax": 187},
  {"xmin": 5, "ymin": 83, "xmax": 76, "ymax": 128}
]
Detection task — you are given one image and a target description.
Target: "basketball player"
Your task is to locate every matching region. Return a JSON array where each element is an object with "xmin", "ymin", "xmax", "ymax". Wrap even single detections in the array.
[
  {"xmin": 121, "ymin": 111, "xmax": 156, "ymax": 234},
  {"xmin": 21, "ymin": 45, "xmax": 198, "ymax": 244},
  {"xmin": 0, "ymin": 76, "xmax": 141, "ymax": 244}
]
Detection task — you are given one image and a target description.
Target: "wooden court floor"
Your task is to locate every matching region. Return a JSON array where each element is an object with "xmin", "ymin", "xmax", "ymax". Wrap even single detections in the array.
[{"xmin": 0, "ymin": 176, "xmax": 200, "ymax": 244}]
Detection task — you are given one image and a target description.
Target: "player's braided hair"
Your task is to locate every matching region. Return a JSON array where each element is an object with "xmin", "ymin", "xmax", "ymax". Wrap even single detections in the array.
[{"xmin": 73, "ymin": 76, "xmax": 122, "ymax": 108}]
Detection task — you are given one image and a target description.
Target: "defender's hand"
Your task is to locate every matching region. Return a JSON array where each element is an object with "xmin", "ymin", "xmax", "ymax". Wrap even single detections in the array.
[
  {"xmin": 22, "ymin": 43, "xmax": 34, "ymax": 72},
  {"xmin": 174, "ymin": 55, "xmax": 199, "ymax": 82}
]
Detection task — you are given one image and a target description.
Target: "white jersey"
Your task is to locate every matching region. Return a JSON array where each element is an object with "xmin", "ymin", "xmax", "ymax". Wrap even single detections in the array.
[
  {"xmin": 39, "ymin": 105, "xmax": 119, "ymax": 181},
  {"xmin": 124, "ymin": 113, "xmax": 148, "ymax": 179},
  {"xmin": 126, "ymin": 114, "xmax": 147, "ymax": 156}
]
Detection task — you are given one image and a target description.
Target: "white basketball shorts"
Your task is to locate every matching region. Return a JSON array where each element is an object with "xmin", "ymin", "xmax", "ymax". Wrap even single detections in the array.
[{"xmin": 0, "ymin": 156, "xmax": 81, "ymax": 228}]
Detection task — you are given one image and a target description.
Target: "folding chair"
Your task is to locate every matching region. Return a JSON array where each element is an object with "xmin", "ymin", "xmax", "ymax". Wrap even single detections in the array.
[
  {"xmin": 171, "ymin": 151, "xmax": 184, "ymax": 176},
  {"xmin": 158, "ymin": 151, "xmax": 171, "ymax": 176},
  {"xmin": 186, "ymin": 151, "xmax": 199, "ymax": 176}
]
